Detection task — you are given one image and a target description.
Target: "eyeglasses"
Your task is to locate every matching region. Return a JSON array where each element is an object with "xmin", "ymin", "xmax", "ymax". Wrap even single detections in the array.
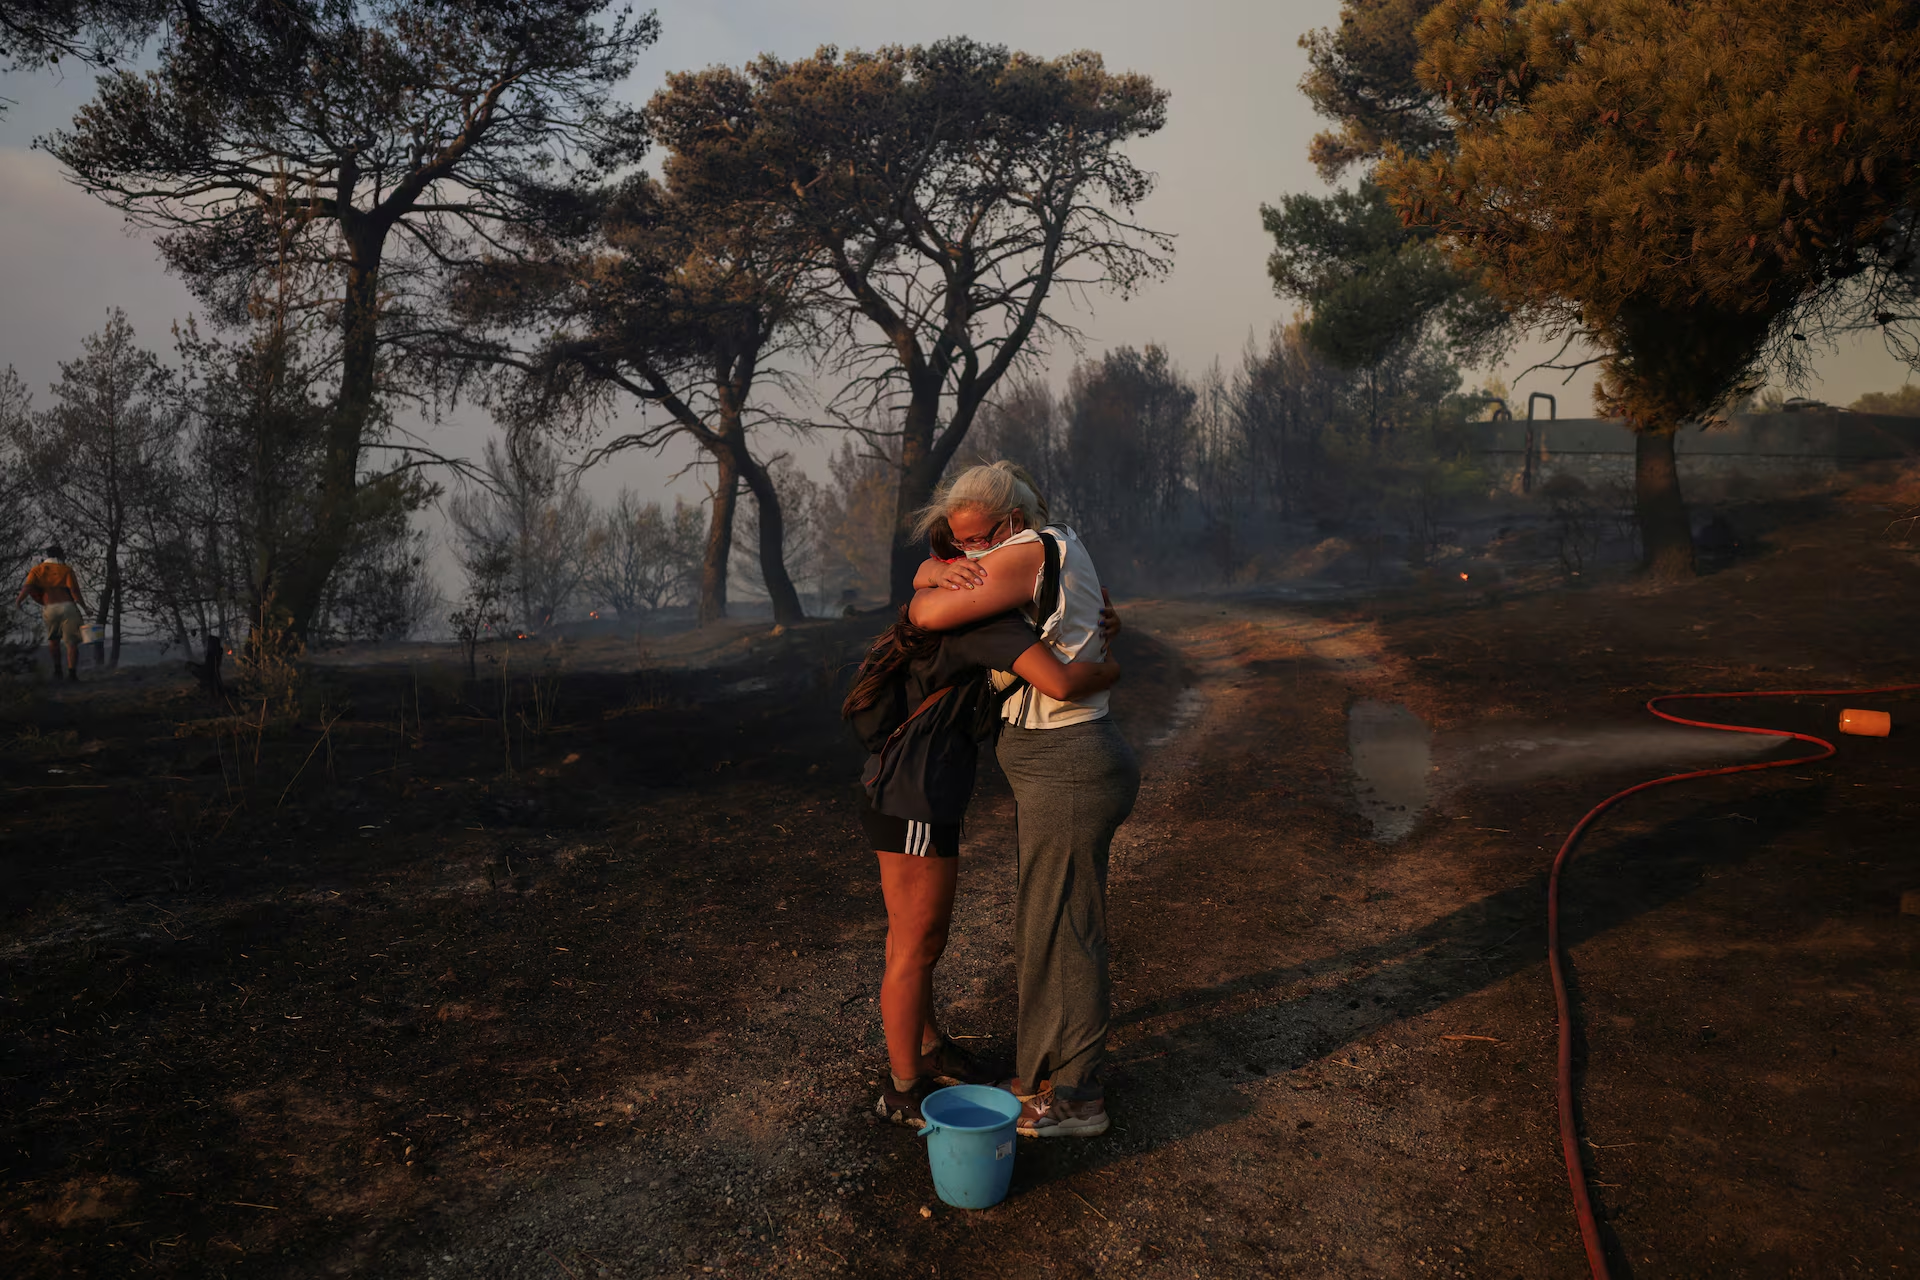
[{"xmin": 950, "ymin": 516, "xmax": 1010, "ymax": 552}]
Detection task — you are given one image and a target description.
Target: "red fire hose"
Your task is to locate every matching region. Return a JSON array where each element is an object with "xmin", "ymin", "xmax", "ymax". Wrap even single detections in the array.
[{"xmin": 1546, "ymin": 683, "xmax": 1920, "ymax": 1278}]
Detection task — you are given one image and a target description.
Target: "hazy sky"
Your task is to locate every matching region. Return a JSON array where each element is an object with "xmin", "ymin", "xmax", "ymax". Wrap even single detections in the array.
[{"xmin": 2, "ymin": 0, "xmax": 1915, "ymax": 516}]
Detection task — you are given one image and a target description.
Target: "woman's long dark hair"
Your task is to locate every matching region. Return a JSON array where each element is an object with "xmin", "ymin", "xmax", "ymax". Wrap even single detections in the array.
[{"xmin": 842, "ymin": 607, "xmax": 942, "ymax": 720}]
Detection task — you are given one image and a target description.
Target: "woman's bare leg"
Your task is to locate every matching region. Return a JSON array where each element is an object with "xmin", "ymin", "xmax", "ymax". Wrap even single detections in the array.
[{"xmin": 876, "ymin": 850, "xmax": 957, "ymax": 1086}]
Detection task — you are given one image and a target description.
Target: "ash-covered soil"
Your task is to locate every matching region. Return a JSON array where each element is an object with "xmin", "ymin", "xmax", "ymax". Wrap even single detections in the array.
[{"xmin": 3, "ymin": 482, "xmax": 1918, "ymax": 1279}]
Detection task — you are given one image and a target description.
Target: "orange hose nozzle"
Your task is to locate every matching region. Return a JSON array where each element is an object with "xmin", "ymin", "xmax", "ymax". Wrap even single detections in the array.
[{"xmin": 1838, "ymin": 708, "xmax": 1891, "ymax": 737}]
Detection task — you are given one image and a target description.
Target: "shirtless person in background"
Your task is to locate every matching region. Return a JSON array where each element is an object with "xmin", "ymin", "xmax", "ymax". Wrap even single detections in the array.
[{"xmin": 14, "ymin": 544, "xmax": 88, "ymax": 682}]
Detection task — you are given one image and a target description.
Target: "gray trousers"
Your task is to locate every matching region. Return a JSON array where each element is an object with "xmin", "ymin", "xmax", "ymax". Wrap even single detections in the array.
[{"xmin": 996, "ymin": 717, "xmax": 1140, "ymax": 1101}]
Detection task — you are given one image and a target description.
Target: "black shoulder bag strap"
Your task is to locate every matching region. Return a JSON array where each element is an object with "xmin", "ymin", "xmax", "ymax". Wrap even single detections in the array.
[
  {"xmin": 1034, "ymin": 530, "xmax": 1062, "ymax": 624},
  {"xmin": 1006, "ymin": 531, "xmax": 1062, "ymax": 728}
]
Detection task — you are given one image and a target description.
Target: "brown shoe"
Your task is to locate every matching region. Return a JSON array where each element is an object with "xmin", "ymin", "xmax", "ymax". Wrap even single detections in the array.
[
  {"xmin": 1015, "ymin": 1085, "xmax": 1109, "ymax": 1138},
  {"xmin": 876, "ymin": 1078, "xmax": 933, "ymax": 1130},
  {"xmin": 921, "ymin": 1036, "xmax": 1008, "ymax": 1087}
]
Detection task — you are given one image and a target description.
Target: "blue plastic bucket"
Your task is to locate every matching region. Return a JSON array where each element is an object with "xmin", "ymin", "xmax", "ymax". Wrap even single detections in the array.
[{"xmin": 919, "ymin": 1085, "xmax": 1020, "ymax": 1209}]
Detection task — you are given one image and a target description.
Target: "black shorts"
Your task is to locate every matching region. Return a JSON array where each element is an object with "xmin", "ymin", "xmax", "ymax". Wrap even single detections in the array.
[{"xmin": 860, "ymin": 800, "xmax": 960, "ymax": 858}]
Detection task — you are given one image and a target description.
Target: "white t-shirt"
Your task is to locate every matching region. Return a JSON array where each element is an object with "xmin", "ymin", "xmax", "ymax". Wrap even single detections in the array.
[{"xmin": 991, "ymin": 524, "xmax": 1110, "ymax": 730}]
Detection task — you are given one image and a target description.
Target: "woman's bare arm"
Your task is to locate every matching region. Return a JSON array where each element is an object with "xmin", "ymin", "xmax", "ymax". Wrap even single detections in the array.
[
  {"xmin": 913, "ymin": 557, "xmax": 989, "ymax": 591},
  {"xmin": 1010, "ymin": 643, "xmax": 1121, "ymax": 701},
  {"xmin": 907, "ymin": 541, "xmax": 1045, "ymax": 630}
]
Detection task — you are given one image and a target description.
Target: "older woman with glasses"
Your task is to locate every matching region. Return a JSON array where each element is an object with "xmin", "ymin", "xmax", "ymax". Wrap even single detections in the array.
[{"xmin": 907, "ymin": 460, "xmax": 1140, "ymax": 1138}]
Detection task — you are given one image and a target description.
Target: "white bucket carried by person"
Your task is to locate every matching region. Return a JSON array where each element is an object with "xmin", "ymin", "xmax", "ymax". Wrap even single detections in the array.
[{"xmin": 80, "ymin": 622, "xmax": 105, "ymax": 645}]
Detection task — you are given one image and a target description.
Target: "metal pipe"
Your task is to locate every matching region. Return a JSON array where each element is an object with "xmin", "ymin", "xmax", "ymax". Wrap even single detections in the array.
[{"xmin": 1523, "ymin": 393, "xmax": 1558, "ymax": 492}]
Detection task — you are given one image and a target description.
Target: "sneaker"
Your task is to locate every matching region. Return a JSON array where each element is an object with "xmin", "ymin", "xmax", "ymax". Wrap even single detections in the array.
[
  {"xmin": 921, "ymin": 1036, "xmax": 1007, "ymax": 1087},
  {"xmin": 67, "ymin": 669, "xmax": 78, "ymax": 683},
  {"xmin": 1015, "ymin": 1085, "xmax": 1109, "ymax": 1139},
  {"xmin": 876, "ymin": 1078, "xmax": 933, "ymax": 1130}
]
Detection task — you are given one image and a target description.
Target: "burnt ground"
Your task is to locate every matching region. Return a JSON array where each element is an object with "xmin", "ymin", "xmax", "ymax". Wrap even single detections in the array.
[{"xmin": 2, "ymin": 478, "xmax": 1918, "ymax": 1280}]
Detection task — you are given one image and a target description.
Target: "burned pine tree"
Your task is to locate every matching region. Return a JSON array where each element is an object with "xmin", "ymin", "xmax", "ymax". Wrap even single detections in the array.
[
  {"xmin": 446, "ymin": 434, "xmax": 593, "ymax": 632},
  {"xmin": 460, "ymin": 170, "xmax": 818, "ymax": 628},
  {"xmin": 648, "ymin": 40, "xmax": 1176, "ymax": 602},
  {"xmin": 1055, "ymin": 345, "xmax": 1197, "ymax": 559},
  {"xmin": 145, "ymin": 313, "xmax": 437, "ymax": 655},
  {"xmin": 44, "ymin": 0, "xmax": 659, "ymax": 637},
  {"xmin": 581, "ymin": 489, "xmax": 704, "ymax": 621}
]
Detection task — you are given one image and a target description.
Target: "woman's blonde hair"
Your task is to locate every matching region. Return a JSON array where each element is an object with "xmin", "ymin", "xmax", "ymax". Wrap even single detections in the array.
[{"xmin": 912, "ymin": 460, "xmax": 1052, "ymax": 541}]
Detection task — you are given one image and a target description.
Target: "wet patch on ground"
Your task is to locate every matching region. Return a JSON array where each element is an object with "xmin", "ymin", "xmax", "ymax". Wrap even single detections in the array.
[{"xmin": 1346, "ymin": 700, "xmax": 1432, "ymax": 841}]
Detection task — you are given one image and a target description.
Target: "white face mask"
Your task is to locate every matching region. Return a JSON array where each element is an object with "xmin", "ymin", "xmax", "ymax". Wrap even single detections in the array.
[{"xmin": 955, "ymin": 513, "xmax": 1020, "ymax": 559}]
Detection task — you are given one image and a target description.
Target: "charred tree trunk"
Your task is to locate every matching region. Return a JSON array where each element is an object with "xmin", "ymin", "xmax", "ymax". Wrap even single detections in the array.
[
  {"xmin": 736, "ymin": 450, "xmax": 805, "ymax": 626},
  {"xmin": 186, "ymin": 632, "xmax": 226, "ymax": 697},
  {"xmin": 1367, "ymin": 369, "xmax": 1383, "ymax": 457},
  {"xmin": 282, "ymin": 237, "xmax": 382, "ymax": 641},
  {"xmin": 887, "ymin": 370, "xmax": 995, "ymax": 605},
  {"xmin": 95, "ymin": 551, "xmax": 118, "ymax": 669},
  {"xmin": 110, "ymin": 580, "xmax": 123, "ymax": 668},
  {"xmin": 1635, "ymin": 429, "xmax": 1694, "ymax": 579},
  {"xmin": 887, "ymin": 390, "xmax": 943, "ymax": 605},
  {"xmin": 699, "ymin": 449, "xmax": 739, "ymax": 626}
]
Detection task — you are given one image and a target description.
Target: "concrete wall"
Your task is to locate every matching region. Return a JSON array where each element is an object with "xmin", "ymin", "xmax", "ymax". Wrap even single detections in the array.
[{"xmin": 1472, "ymin": 411, "xmax": 1920, "ymax": 493}]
